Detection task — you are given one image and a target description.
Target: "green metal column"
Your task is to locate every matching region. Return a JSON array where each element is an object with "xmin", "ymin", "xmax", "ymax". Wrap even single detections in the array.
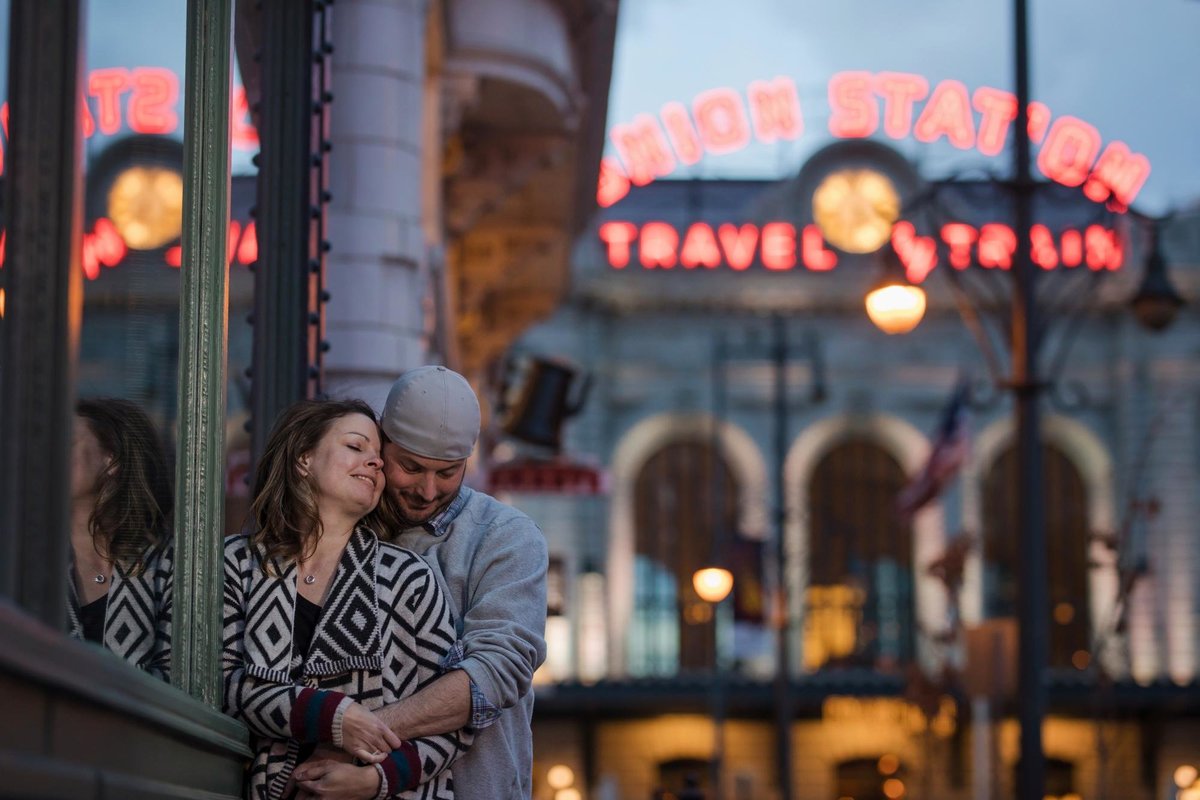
[
  {"xmin": 173, "ymin": 0, "xmax": 232, "ymax": 705},
  {"xmin": 0, "ymin": 0, "xmax": 84, "ymax": 625}
]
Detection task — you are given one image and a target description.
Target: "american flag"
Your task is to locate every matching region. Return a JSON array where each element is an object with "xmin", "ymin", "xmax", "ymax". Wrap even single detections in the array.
[{"xmin": 897, "ymin": 381, "xmax": 970, "ymax": 518}]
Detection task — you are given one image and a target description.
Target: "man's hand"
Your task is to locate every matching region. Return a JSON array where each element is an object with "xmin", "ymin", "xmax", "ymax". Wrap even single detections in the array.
[
  {"xmin": 340, "ymin": 702, "xmax": 402, "ymax": 763},
  {"xmin": 293, "ymin": 760, "xmax": 380, "ymax": 800}
]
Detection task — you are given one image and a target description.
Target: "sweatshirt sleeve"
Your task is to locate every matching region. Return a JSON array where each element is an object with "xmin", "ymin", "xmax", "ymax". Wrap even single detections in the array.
[
  {"xmin": 455, "ymin": 510, "xmax": 548, "ymax": 712},
  {"xmin": 220, "ymin": 537, "xmax": 353, "ymax": 743}
]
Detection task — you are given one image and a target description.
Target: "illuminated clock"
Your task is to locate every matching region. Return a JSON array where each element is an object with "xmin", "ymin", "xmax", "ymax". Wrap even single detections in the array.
[
  {"xmin": 812, "ymin": 167, "xmax": 901, "ymax": 254},
  {"xmin": 106, "ymin": 164, "xmax": 184, "ymax": 250}
]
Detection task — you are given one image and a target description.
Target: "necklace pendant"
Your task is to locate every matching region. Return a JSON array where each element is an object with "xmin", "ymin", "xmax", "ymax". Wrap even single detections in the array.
[
  {"xmin": 304, "ymin": 574, "xmax": 317, "ymax": 585},
  {"xmin": 93, "ymin": 574, "xmax": 106, "ymax": 584}
]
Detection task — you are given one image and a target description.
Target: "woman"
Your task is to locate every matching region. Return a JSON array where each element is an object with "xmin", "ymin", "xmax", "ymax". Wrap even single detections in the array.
[
  {"xmin": 222, "ymin": 399, "xmax": 471, "ymax": 800},
  {"xmin": 69, "ymin": 397, "xmax": 173, "ymax": 680}
]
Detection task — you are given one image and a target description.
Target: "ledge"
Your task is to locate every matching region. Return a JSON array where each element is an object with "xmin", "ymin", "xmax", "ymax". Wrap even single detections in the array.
[{"xmin": 0, "ymin": 599, "xmax": 250, "ymax": 758}]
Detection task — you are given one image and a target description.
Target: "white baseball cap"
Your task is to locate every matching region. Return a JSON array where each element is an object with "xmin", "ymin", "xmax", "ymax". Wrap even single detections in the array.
[{"xmin": 381, "ymin": 366, "xmax": 481, "ymax": 461}]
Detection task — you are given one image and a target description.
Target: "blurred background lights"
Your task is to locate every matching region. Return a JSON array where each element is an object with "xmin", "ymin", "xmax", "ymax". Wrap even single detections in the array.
[
  {"xmin": 547, "ymin": 764, "xmax": 575, "ymax": 790},
  {"xmin": 882, "ymin": 777, "xmax": 905, "ymax": 798},
  {"xmin": 554, "ymin": 789, "xmax": 582, "ymax": 800},
  {"xmin": 877, "ymin": 753, "xmax": 900, "ymax": 775},
  {"xmin": 1175, "ymin": 764, "xmax": 1199, "ymax": 788}
]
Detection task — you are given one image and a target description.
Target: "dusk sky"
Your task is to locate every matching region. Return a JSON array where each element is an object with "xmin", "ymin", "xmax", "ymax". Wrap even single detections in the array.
[
  {"xmin": 604, "ymin": 0, "xmax": 1200, "ymax": 216},
  {"xmin": 3, "ymin": 1, "xmax": 1194, "ymax": 215}
]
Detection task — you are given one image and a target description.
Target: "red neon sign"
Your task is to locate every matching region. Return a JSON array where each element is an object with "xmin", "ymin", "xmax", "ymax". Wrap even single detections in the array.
[
  {"xmin": 599, "ymin": 220, "xmax": 1122, "ymax": 278},
  {"xmin": 0, "ymin": 66, "xmax": 259, "ymax": 176},
  {"xmin": 601, "ymin": 71, "xmax": 1150, "ymax": 210}
]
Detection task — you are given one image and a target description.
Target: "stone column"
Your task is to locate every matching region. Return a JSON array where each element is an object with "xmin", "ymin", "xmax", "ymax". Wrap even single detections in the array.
[{"xmin": 325, "ymin": 0, "xmax": 430, "ymax": 409}]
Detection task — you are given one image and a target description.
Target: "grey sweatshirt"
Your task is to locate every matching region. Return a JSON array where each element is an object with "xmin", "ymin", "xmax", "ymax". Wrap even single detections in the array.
[{"xmin": 394, "ymin": 486, "xmax": 548, "ymax": 799}]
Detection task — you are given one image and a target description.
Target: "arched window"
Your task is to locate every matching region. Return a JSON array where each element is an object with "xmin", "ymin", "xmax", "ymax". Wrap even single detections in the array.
[
  {"xmin": 806, "ymin": 438, "xmax": 915, "ymax": 671},
  {"xmin": 983, "ymin": 443, "xmax": 1090, "ymax": 670},
  {"xmin": 632, "ymin": 440, "xmax": 739, "ymax": 674}
]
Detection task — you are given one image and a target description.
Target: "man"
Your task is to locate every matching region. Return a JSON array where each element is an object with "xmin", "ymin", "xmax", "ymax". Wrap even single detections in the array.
[{"xmin": 375, "ymin": 365, "xmax": 547, "ymax": 798}]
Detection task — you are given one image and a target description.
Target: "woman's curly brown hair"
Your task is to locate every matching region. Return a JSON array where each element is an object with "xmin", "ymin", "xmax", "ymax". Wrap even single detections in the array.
[
  {"xmin": 250, "ymin": 398, "xmax": 386, "ymax": 573},
  {"xmin": 76, "ymin": 398, "xmax": 173, "ymax": 575}
]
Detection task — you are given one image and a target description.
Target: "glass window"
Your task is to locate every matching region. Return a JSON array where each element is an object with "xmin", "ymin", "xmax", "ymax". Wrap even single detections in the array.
[
  {"xmin": 984, "ymin": 442, "xmax": 1090, "ymax": 670},
  {"xmin": 632, "ymin": 439, "xmax": 739, "ymax": 674},
  {"xmin": 806, "ymin": 438, "xmax": 915, "ymax": 671}
]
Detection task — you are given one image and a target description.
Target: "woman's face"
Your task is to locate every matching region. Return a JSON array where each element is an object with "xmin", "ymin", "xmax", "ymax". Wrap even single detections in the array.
[
  {"xmin": 71, "ymin": 416, "xmax": 111, "ymax": 504},
  {"xmin": 300, "ymin": 412, "xmax": 385, "ymax": 519}
]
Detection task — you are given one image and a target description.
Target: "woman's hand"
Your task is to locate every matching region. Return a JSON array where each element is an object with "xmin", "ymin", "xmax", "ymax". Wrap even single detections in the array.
[
  {"xmin": 339, "ymin": 702, "xmax": 401, "ymax": 763},
  {"xmin": 293, "ymin": 760, "xmax": 380, "ymax": 800}
]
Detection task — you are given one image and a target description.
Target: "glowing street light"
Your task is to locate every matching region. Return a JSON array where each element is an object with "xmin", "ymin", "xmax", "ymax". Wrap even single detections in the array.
[
  {"xmin": 865, "ymin": 244, "xmax": 927, "ymax": 335},
  {"xmin": 693, "ymin": 566, "xmax": 734, "ymax": 604}
]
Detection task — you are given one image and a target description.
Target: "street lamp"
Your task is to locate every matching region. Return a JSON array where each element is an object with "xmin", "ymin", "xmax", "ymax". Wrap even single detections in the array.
[
  {"xmin": 692, "ymin": 566, "xmax": 733, "ymax": 800},
  {"xmin": 854, "ymin": 5, "xmax": 1180, "ymax": 796},
  {"xmin": 1130, "ymin": 220, "xmax": 1186, "ymax": 332},
  {"xmin": 693, "ymin": 567, "xmax": 734, "ymax": 603},
  {"xmin": 864, "ymin": 244, "xmax": 927, "ymax": 335}
]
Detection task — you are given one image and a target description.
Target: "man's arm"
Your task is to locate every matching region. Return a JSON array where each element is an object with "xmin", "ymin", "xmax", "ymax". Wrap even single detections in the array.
[{"xmin": 375, "ymin": 668, "xmax": 471, "ymax": 740}]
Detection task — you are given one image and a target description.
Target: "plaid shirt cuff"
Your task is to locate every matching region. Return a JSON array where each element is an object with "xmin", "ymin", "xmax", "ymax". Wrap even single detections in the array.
[{"xmin": 440, "ymin": 641, "xmax": 501, "ymax": 730}]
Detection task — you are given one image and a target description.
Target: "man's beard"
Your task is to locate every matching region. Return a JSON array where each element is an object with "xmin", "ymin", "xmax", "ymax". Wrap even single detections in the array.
[{"xmin": 393, "ymin": 488, "xmax": 459, "ymax": 528}]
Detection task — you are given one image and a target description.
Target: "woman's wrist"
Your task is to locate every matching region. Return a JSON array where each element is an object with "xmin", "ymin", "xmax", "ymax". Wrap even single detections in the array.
[{"xmin": 369, "ymin": 763, "xmax": 388, "ymax": 800}]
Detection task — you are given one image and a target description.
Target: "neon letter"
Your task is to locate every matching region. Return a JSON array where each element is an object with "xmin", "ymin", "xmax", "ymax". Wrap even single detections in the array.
[
  {"xmin": 598, "ymin": 221, "xmax": 638, "ymax": 268},
  {"xmin": 1037, "ymin": 116, "xmax": 1102, "ymax": 187},
  {"xmin": 237, "ymin": 220, "xmax": 259, "ymax": 265},
  {"xmin": 230, "ymin": 85, "xmax": 260, "ymax": 150},
  {"xmin": 748, "ymin": 77, "xmax": 803, "ymax": 143},
  {"xmin": 597, "ymin": 158, "xmax": 631, "ymax": 208},
  {"xmin": 88, "ymin": 68, "xmax": 130, "ymax": 135},
  {"xmin": 718, "ymin": 224, "xmax": 759, "ymax": 271},
  {"xmin": 1082, "ymin": 142, "xmax": 1150, "ymax": 208},
  {"xmin": 973, "ymin": 87, "xmax": 1017, "ymax": 157},
  {"xmin": 891, "ymin": 220, "xmax": 938, "ymax": 283},
  {"xmin": 693, "ymin": 88, "xmax": 751, "ymax": 155},
  {"xmin": 801, "ymin": 225, "xmax": 836, "ymax": 271},
  {"xmin": 661, "ymin": 101, "xmax": 704, "ymax": 165},
  {"xmin": 874, "ymin": 72, "xmax": 928, "ymax": 140},
  {"xmin": 610, "ymin": 115, "xmax": 676, "ymax": 186},
  {"xmin": 1028, "ymin": 101, "xmax": 1051, "ymax": 144},
  {"xmin": 761, "ymin": 222, "xmax": 796, "ymax": 271},
  {"xmin": 940, "ymin": 223, "xmax": 978, "ymax": 269},
  {"xmin": 828, "ymin": 71, "xmax": 877, "ymax": 138},
  {"xmin": 1085, "ymin": 225, "xmax": 1122, "ymax": 270},
  {"xmin": 978, "ymin": 223, "xmax": 1016, "ymax": 269},
  {"xmin": 680, "ymin": 223, "xmax": 722, "ymax": 268},
  {"xmin": 128, "ymin": 67, "xmax": 178, "ymax": 135},
  {"xmin": 1060, "ymin": 229, "xmax": 1083, "ymax": 267},
  {"xmin": 640, "ymin": 222, "xmax": 679, "ymax": 268},
  {"xmin": 1030, "ymin": 224, "xmax": 1059, "ymax": 270},
  {"xmin": 913, "ymin": 80, "xmax": 975, "ymax": 150}
]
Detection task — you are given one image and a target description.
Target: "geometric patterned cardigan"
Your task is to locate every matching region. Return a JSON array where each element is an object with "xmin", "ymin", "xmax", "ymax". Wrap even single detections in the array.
[
  {"xmin": 67, "ymin": 544, "xmax": 173, "ymax": 682},
  {"xmin": 222, "ymin": 527, "xmax": 473, "ymax": 800}
]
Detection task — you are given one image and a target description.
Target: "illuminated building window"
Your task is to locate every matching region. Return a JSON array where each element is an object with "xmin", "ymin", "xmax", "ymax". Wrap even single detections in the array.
[
  {"xmin": 983, "ymin": 443, "xmax": 1089, "ymax": 669},
  {"xmin": 806, "ymin": 438, "xmax": 915, "ymax": 671},
  {"xmin": 836, "ymin": 757, "xmax": 908, "ymax": 800},
  {"xmin": 632, "ymin": 440, "xmax": 753, "ymax": 674}
]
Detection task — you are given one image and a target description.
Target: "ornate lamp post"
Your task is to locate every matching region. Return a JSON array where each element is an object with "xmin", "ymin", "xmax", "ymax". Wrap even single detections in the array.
[{"xmin": 855, "ymin": 5, "xmax": 1181, "ymax": 796}]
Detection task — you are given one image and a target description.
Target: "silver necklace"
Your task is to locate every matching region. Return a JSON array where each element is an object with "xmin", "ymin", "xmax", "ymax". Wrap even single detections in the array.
[
  {"xmin": 303, "ymin": 574, "xmax": 317, "ymax": 585},
  {"xmin": 94, "ymin": 574, "xmax": 107, "ymax": 584}
]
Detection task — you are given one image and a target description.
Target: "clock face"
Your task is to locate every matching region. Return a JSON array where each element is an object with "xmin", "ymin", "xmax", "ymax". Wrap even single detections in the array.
[
  {"xmin": 812, "ymin": 167, "xmax": 901, "ymax": 254},
  {"xmin": 106, "ymin": 165, "xmax": 184, "ymax": 250}
]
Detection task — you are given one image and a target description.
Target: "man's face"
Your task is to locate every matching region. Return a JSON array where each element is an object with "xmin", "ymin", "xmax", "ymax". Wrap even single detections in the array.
[{"xmin": 382, "ymin": 441, "xmax": 468, "ymax": 524}]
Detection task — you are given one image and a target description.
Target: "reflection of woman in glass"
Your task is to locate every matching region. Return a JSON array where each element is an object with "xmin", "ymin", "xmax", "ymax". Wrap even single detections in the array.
[
  {"xmin": 222, "ymin": 399, "xmax": 470, "ymax": 800},
  {"xmin": 69, "ymin": 397, "xmax": 173, "ymax": 680}
]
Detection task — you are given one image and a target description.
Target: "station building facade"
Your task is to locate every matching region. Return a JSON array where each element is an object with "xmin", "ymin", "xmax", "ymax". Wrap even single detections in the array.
[{"xmin": 507, "ymin": 140, "xmax": 1200, "ymax": 800}]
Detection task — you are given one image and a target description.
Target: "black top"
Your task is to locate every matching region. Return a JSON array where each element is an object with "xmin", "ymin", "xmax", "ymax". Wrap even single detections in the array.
[
  {"xmin": 79, "ymin": 594, "xmax": 109, "ymax": 644},
  {"xmin": 294, "ymin": 594, "xmax": 322, "ymax": 658}
]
